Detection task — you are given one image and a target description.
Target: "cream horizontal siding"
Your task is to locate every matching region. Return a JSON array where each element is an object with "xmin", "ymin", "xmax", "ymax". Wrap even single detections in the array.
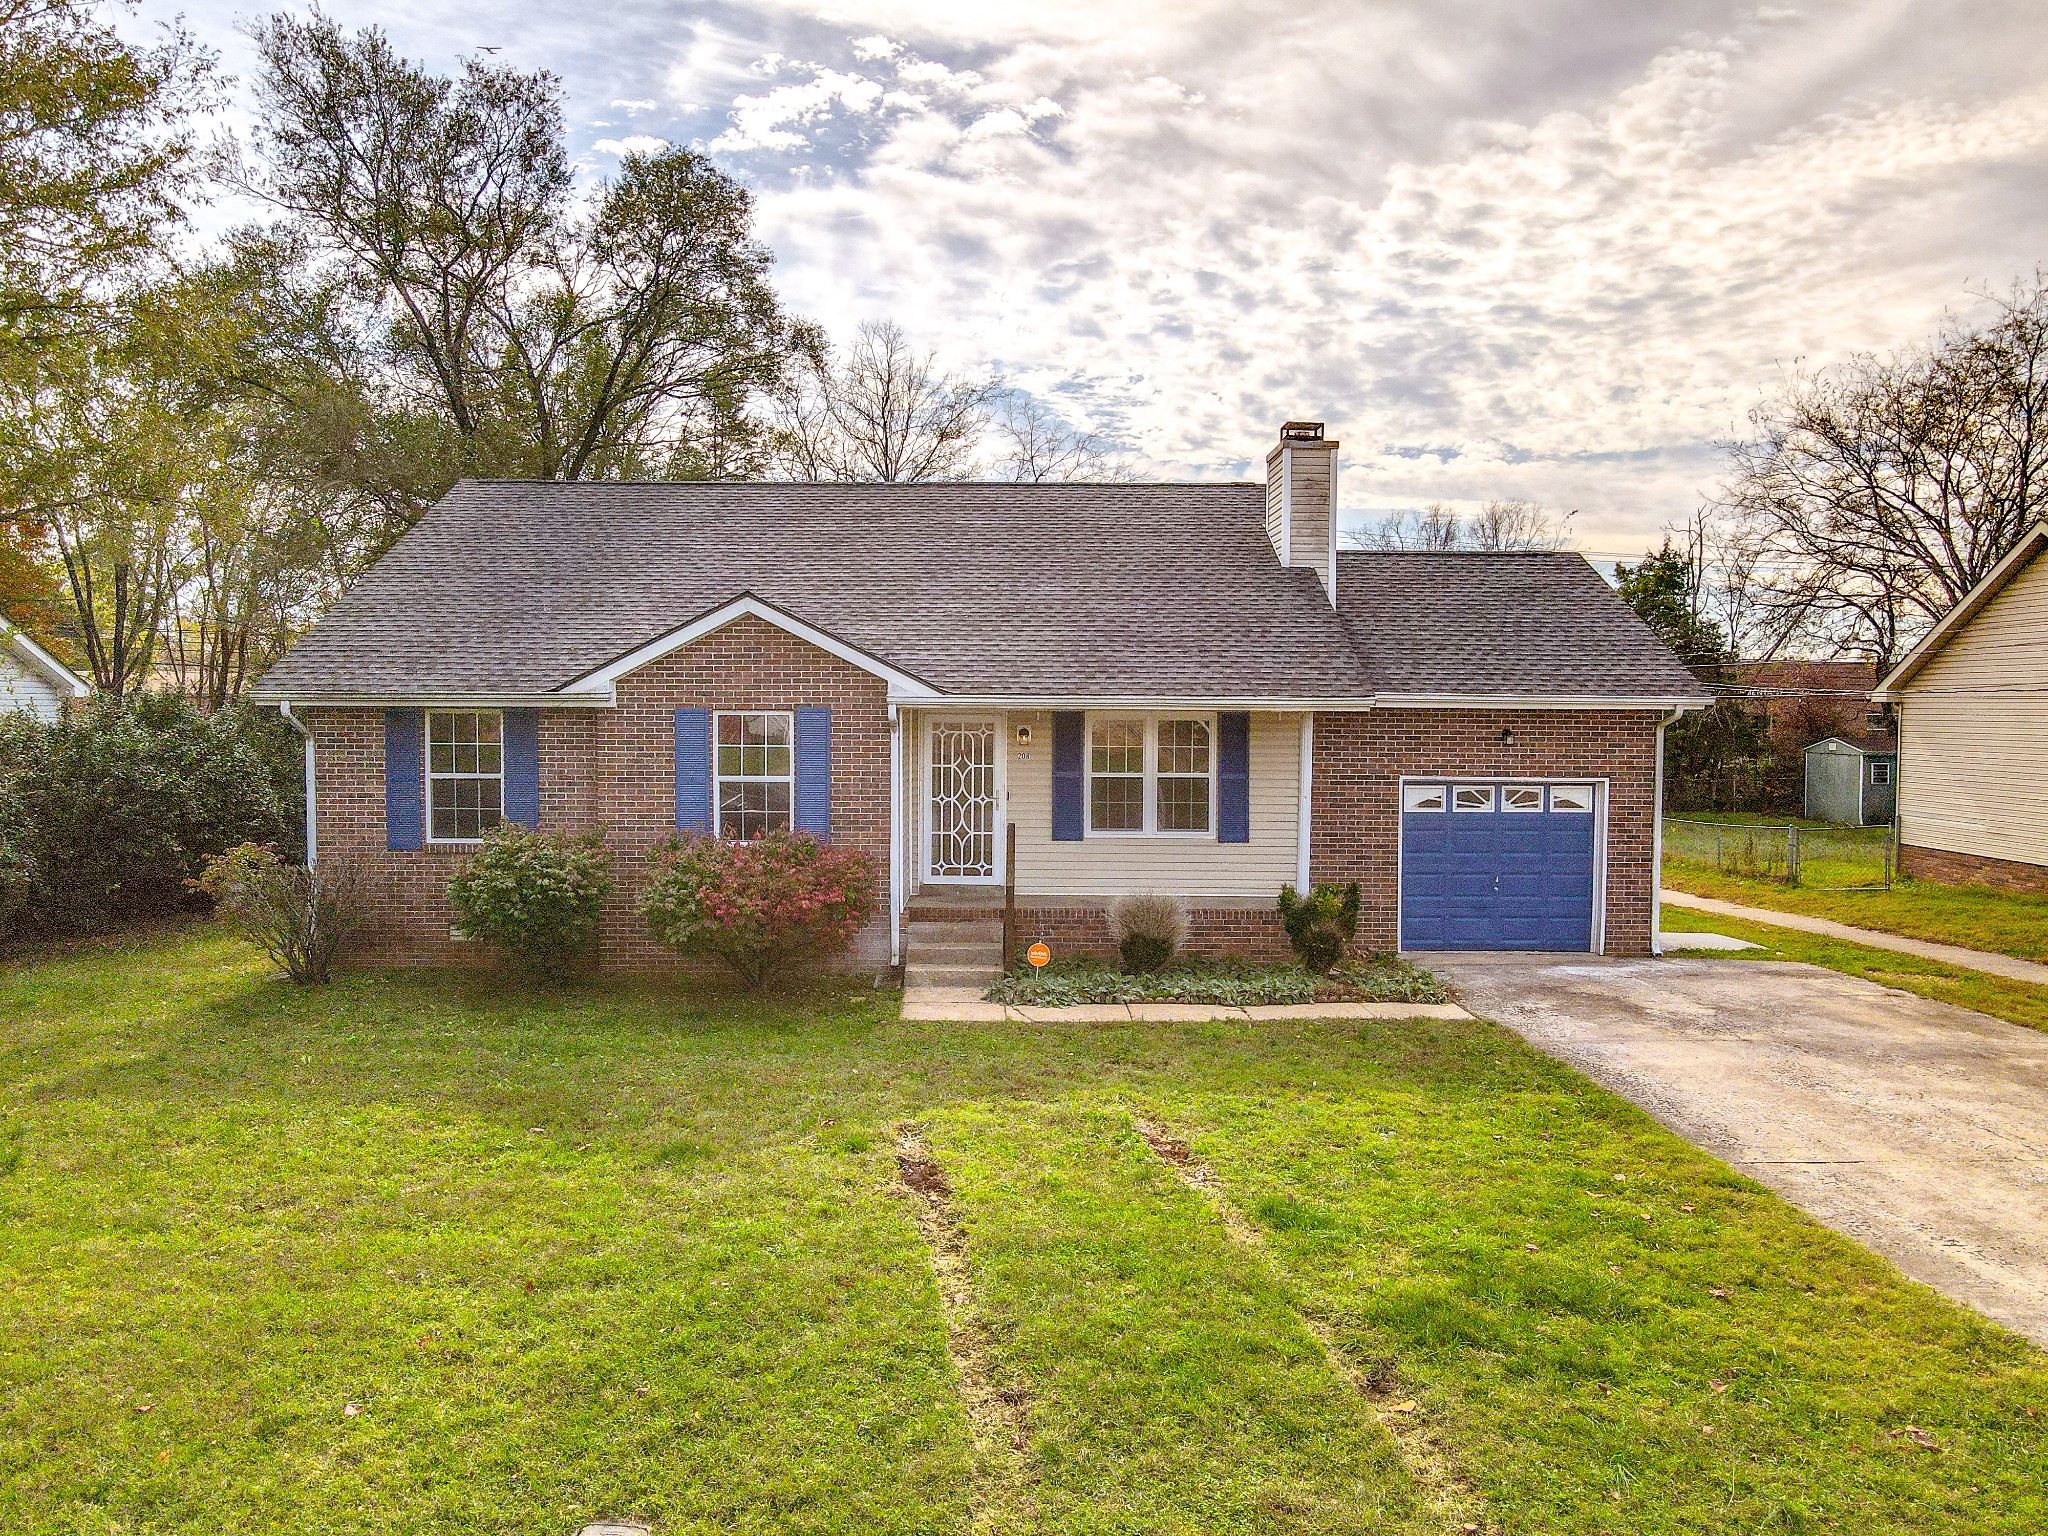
[
  {"xmin": 1897, "ymin": 548, "xmax": 2048, "ymax": 866},
  {"xmin": 1004, "ymin": 710, "xmax": 1302, "ymax": 899},
  {"xmin": 0, "ymin": 652, "xmax": 67, "ymax": 721}
]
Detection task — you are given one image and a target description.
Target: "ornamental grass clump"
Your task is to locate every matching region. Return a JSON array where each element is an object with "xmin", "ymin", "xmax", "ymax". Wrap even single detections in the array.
[
  {"xmin": 447, "ymin": 825, "xmax": 613, "ymax": 977},
  {"xmin": 1112, "ymin": 891, "xmax": 1187, "ymax": 974},
  {"xmin": 192, "ymin": 843, "xmax": 366, "ymax": 984},
  {"xmin": 638, "ymin": 830, "xmax": 877, "ymax": 988},
  {"xmin": 1276, "ymin": 881, "xmax": 1361, "ymax": 974}
]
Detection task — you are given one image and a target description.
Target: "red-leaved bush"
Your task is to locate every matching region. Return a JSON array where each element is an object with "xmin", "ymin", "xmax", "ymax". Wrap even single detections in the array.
[{"xmin": 638, "ymin": 831, "xmax": 878, "ymax": 987}]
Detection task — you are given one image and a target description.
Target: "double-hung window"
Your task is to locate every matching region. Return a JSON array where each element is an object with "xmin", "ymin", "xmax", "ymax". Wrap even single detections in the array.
[
  {"xmin": 715, "ymin": 711, "xmax": 793, "ymax": 840},
  {"xmin": 426, "ymin": 710, "xmax": 504, "ymax": 843},
  {"xmin": 1087, "ymin": 714, "xmax": 1214, "ymax": 835}
]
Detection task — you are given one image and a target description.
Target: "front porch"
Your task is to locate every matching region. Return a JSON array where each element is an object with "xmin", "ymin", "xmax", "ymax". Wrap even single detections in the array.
[{"xmin": 889, "ymin": 706, "xmax": 1314, "ymax": 968}]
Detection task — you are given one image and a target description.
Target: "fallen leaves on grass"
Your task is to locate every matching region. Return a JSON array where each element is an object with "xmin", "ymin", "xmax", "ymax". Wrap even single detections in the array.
[
  {"xmin": 1888, "ymin": 1425, "xmax": 1940, "ymax": 1450},
  {"xmin": 1707, "ymin": 1286, "xmax": 1732, "ymax": 1300}
]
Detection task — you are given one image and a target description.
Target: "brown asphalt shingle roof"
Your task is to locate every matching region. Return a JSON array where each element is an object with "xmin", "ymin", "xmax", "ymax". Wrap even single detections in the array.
[{"xmin": 251, "ymin": 480, "xmax": 1707, "ymax": 705}]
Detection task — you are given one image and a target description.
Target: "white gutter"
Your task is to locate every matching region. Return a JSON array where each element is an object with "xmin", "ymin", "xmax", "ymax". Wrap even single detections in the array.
[
  {"xmin": 888, "ymin": 702, "xmax": 904, "ymax": 968},
  {"xmin": 1650, "ymin": 705, "xmax": 1684, "ymax": 955},
  {"xmin": 277, "ymin": 702, "xmax": 316, "ymax": 867},
  {"xmin": 888, "ymin": 693, "xmax": 1380, "ymax": 712},
  {"xmin": 251, "ymin": 692, "xmax": 613, "ymax": 709},
  {"xmin": 1296, "ymin": 713, "xmax": 1314, "ymax": 892}
]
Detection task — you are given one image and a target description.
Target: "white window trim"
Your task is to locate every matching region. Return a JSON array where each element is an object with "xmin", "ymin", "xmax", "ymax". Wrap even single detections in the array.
[
  {"xmin": 424, "ymin": 708, "xmax": 505, "ymax": 846},
  {"xmin": 713, "ymin": 709, "xmax": 795, "ymax": 842},
  {"xmin": 1084, "ymin": 711, "xmax": 1218, "ymax": 838}
]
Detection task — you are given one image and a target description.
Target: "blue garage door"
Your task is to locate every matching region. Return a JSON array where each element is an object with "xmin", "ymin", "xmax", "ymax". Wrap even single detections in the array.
[{"xmin": 1400, "ymin": 781, "xmax": 1598, "ymax": 951}]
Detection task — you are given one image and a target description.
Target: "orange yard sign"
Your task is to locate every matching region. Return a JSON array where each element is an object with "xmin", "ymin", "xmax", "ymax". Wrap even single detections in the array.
[{"xmin": 1026, "ymin": 942, "xmax": 1051, "ymax": 970}]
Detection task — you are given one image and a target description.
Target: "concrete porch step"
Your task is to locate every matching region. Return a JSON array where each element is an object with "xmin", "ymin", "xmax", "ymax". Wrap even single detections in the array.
[
  {"xmin": 908, "ymin": 941, "xmax": 1005, "ymax": 966},
  {"xmin": 905, "ymin": 962, "xmax": 1003, "ymax": 989}
]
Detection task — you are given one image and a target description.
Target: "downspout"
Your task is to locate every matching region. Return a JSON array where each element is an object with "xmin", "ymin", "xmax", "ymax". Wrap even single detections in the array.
[
  {"xmin": 1296, "ymin": 712, "xmax": 1314, "ymax": 892},
  {"xmin": 278, "ymin": 701, "xmax": 316, "ymax": 867},
  {"xmin": 1650, "ymin": 706, "xmax": 1683, "ymax": 955},
  {"xmin": 889, "ymin": 702, "xmax": 903, "ymax": 968}
]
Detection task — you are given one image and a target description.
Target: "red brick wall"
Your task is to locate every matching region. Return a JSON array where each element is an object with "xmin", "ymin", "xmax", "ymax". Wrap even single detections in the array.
[
  {"xmin": 913, "ymin": 900, "xmax": 1293, "ymax": 965},
  {"xmin": 1309, "ymin": 708, "xmax": 1664, "ymax": 956},
  {"xmin": 307, "ymin": 615, "xmax": 893, "ymax": 971},
  {"xmin": 1901, "ymin": 843, "xmax": 2048, "ymax": 896}
]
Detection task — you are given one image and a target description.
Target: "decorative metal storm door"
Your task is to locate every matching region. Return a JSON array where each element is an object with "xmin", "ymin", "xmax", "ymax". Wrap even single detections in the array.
[{"xmin": 927, "ymin": 719, "xmax": 999, "ymax": 881}]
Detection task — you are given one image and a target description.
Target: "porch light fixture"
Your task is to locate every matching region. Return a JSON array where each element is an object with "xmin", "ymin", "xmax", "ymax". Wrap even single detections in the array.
[
  {"xmin": 1499, "ymin": 727, "xmax": 1515, "ymax": 745},
  {"xmin": 1015, "ymin": 724, "xmax": 1033, "ymax": 746}
]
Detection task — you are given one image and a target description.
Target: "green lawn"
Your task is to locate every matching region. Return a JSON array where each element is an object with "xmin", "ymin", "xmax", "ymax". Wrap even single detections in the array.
[
  {"xmin": 1664, "ymin": 862, "xmax": 2048, "ymax": 963},
  {"xmin": 4, "ymin": 926, "xmax": 2045, "ymax": 1533},
  {"xmin": 1659, "ymin": 906, "xmax": 2048, "ymax": 1034}
]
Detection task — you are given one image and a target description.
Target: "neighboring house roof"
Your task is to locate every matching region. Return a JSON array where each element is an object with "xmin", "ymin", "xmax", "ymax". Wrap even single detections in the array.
[
  {"xmin": 1334, "ymin": 551, "xmax": 1711, "ymax": 705},
  {"xmin": 1874, "ymin": 521, "xmax": 2048, "ymax": 700},
  {"xmin": 1, "ymin": 621, "xmax": 91, "ymax": 700},
  {"xmin": 1804, "ymin": 734, "xmax": 1896, "ymax": 756},
  {"xmin": 251, "ymin": 480, "xmax": 1708, "ymax": 708}
]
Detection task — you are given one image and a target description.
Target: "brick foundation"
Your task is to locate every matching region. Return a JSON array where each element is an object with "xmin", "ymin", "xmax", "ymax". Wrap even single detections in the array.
[
  {"xmin": 308, "ymin": 614, "xmax": 893, "ymax": 972},
  {"xmin": 1309, "ymin": 707, "xmax": 1663, "ymax": 956},
  {"xmin": 1901, "ymin": 843, "xmax": 2048, "ymax": 896},
  {"xmin": 1001, "ymin": 901, "xmax": 1294, "ymax": 964}
]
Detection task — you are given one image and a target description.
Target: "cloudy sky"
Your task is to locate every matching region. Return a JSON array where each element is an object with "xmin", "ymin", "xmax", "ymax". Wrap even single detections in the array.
[{"xmin": 137, "ymin": 0, "xmax": 2048, "ymax": 555}]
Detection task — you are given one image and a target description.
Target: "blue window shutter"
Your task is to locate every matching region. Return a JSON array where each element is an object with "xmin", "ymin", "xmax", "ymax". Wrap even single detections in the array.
[
  {"xmin": 1217, "ymin": 712, "xmax": 1251, "ymax": 843},
  {"xmin": 384, "ymin": 709, "xmax": 423, "ymax": 851},
  {"xmin": 1052, "ymin": 711, "xmax": 1085, "ymax": 842},
  {"xmin": 794, "ymin": 707, "xmax": 832, "ymax": 840},
  {"xmin": 503, "ymin": 709, "xmax": 539, "ymax": 827},
  {"xmin": 674, "ymin": 708, "xmax": 711, "ymax": 834}
]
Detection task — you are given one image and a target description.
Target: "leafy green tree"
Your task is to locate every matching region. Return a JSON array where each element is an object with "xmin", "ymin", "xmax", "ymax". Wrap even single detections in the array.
[
  {"xmin": 234, "ymin": 14, "xmax": 808, "ymax": 499},
  {"xmin": 1616, "ymin": 539, "xmax": 1767, "ymax": 808},
  {"xmin": 0, "ymin": 0, "xmax": 210, "ymax": 363}
]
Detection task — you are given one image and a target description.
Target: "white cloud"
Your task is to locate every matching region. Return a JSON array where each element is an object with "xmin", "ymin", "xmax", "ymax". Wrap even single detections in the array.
[
  {"xmin": 592, "ymin": 133, "xmax": 671, "ymax": 156},
  {"xmin": 710, "ymin": 67, "xmax": 886, "ymax": 152},
  {"xmin": 610, "ymin": 97, "xmax": 658, "ymax": 112}
]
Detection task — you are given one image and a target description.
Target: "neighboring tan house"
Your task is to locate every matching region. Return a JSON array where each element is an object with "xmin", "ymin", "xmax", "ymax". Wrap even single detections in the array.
[
  {"xmin": 0, "ymin": 621, "xmax": 90, "ymax": 721},
  {"xmin": 1873, "ymin": 520, "xmax": 2048, "ymax": 894},
  {"xmin": 250, "ymin": 421, "xmax": 1710, "ymax": 969}
]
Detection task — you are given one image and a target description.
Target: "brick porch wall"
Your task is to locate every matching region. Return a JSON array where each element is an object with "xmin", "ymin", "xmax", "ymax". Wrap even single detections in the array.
[
  {"xmin": 1003, "ymin": 902, "xmax": 1293, "ymax": 964},
  {"xmin": 1901, "ymin": 844, "xmax": 2048, "ymax": 896},
  {"xmin": 307, "ymin": 614, "xmax": 893, "ymax": 971},
  {"xmin": 1310, "ymin": 707, "xmax": 1664, "ymax": 956}
]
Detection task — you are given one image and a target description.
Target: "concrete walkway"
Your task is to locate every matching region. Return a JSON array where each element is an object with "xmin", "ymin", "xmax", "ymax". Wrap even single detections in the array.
[
  {"xmin": 901, "ymin": 984, "xmax": 1470, "ymax": 1024},
  {"xmin": 1663, "ymin": 888, "xmax": 2048, "ymax": 987},
  {"xmin": 1440, "ymin": 953, "xmax": 2048, "ymax": 1346}
]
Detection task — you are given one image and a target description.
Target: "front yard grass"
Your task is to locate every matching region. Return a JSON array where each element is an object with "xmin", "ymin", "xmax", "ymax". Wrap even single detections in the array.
[
  {"xmin": 1663, "ymin": 862, "xmax": 2048, "ymax": 963},
  {"xmin": 3, "ymin": 925, "xmax": 2044, "ymax": 1533}
]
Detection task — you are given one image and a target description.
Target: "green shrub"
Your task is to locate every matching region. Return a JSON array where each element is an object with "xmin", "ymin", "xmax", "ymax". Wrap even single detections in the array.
[
  {"xmin": 192, "ymin": 843, "xmax": 367, "ymax": 984},
  {"xmin": 0, "ymin": 829, "xmax": 36, "ymax": 943},
  {"xmin": 1112, "ymin": 891, "xmax": 1187, "ymax": 974},
  {"xmin": 1276, "ymin": 881, "xmax": 1360, "ymax": 974},
  {"xmin": 0, "ymin": 696, "xmax": 290, "ymax": 932},
  {"xmin": 638, "ymin": 831, "xmax": 877, "ymax": 988},
  {"xmin": 447, "ymin": 824, "xmax": 613, "ymax": 976}
]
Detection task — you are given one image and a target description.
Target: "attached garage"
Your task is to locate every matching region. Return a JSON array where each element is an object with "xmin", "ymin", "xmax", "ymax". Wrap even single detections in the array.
[{"xmin": 1399, "ymin": 780, "xmax": 1602, "ymax": 952}]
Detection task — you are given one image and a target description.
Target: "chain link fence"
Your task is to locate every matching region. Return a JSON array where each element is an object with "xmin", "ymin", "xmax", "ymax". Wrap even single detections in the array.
[{"xmin": 1663, "ymin": 817, "xmax": 1895, "ymax": 891}]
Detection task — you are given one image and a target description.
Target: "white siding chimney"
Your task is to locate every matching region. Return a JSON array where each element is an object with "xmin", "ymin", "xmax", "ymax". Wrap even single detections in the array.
[{"xmin": 1264, "ymin": 421, "xmax": 1339, "ymax": 604}]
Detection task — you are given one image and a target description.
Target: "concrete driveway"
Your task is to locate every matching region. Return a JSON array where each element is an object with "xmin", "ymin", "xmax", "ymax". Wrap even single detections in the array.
[{"xmin": 1434, "ymin": 954, "xmax": 2048, "ymax": 1348}]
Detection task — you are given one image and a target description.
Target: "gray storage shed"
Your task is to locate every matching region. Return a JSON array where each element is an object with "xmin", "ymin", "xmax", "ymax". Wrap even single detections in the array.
[{"xmin": 1804, "ymin": 735, "xmax": 1897, "ymax": 827}]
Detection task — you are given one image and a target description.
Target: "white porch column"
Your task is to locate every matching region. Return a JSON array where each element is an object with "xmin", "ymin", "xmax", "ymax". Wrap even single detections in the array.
[
  {"xmin": 1296, "ymin": 712, "xmax": 1314, "ymax": 892},
  {"xmin": 889, "ymin": 704, "xmax": 904, "ymax": 966}
]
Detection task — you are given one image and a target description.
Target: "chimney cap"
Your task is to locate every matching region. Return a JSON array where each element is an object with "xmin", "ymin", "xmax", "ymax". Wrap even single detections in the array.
[{"xmin": 1280, "ymin": 420, "xmax": 1325, "ymax": 442}]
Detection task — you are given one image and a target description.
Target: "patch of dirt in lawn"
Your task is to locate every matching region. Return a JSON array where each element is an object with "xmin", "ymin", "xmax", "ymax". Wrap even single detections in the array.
[
  {"xmin": 894, "ymin": 1126, "xmax": 1032, "ymax": 1528},
  {"xmin": 1132, "ymin": 1114, "xmax": 1492, "ymax": 1535}
]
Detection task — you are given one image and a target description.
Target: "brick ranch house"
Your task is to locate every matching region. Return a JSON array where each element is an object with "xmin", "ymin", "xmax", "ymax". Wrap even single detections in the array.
[{"xmin": 250, "ymin": 422, "xmax": 1709, "ymax": 970}]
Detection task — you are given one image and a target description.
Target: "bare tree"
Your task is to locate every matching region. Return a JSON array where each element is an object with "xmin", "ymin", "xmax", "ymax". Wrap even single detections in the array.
[
  {"xmin": 991, "ymin": 391, "xmax": 1134, "ymax": 481},
  {"xmin": 770, "ymin": 320, "xmax": 995, "ymax": 482},
  {"xmin": 1350, "ymin": 498, "xmax": 1571, "ymax": 551},
  {"xmin": 1716, "ymin": 275, "xmax": 2048, "ymax": 673}
]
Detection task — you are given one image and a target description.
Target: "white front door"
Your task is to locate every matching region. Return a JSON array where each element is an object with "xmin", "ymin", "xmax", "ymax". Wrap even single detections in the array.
[{"xmin": 925, "ymin": 717, "xmax": 1002, "ymax": 883}]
